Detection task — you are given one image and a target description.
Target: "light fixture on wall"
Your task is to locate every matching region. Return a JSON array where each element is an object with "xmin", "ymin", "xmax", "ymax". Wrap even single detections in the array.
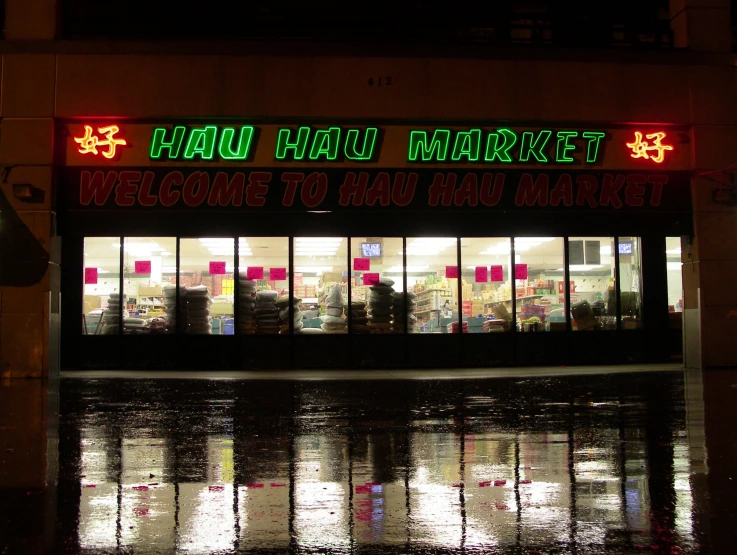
[{"xmin": 12, "ymin": 183, "xmax": 44, "ymax": 202}]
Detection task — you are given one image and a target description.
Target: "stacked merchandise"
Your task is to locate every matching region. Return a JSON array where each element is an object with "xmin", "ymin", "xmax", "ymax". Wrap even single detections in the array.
[
  {"xmin": 123, "ymin": 316, "xmax": 148, "ymax": 334},
  {"xmin": 392, "ymin": 291, "xmax": 417, "ymax": 333},
  {"xmin": 351, "ymin": 301, "xmax": 369, "ymax": 333},
  {"xmin": 482, "ymin": 319, "xmax": 507, "ymax": 333},
  {"xmin": 102, "ymin": 293, "xmax": 126, "ymax": 335},
  {"xmin": 321, "ymin": 284, "xmax": 347, "ymax": 333},
  {"xmin": 255, "ymin": 290, "xmax": 280, "ymax": 334},
  {"xmin": 238, "ymin": 276, "xmax": 258, "ymax": 334},
  {"xmin": 367, "ymin": 279, "xmax": 394, "ymax": 334},
  {"xmin": 163, "ymin": 285, "xmax": 180, "ymax": 332},
  {"xmin": 276, "ymin": 296, "xmax": 303, "ymax": 333},
  {"xmin": 447, "ymin": 321, "xmax": 469, "ymax": 333},
  {"xmin": 184, "ymin": 285, "xmax": 212, "ymax": 334}
]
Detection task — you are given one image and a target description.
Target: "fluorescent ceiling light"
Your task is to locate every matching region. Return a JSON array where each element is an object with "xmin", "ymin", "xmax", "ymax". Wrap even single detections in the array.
[
  {"xmin": 561, "ymin": 265, "xmax": 604, "ymax": 271},
  {"xmin": 386, "ymin": 265, "xmax": 430, "ymax": 273},
  {"xmin": 96, "ymin": 269, "xmax": 110, "ymax": 274},
  {"xmin": 516, "ymin": 237, "xmax": 555, "ymax": 243},
  {"xmin": 666, "ymin": 248, "xmax": 681, "ymax": 255},
  {"xmin": 600, "ymin": 247, "xmax": 612, "ymax": 255},
  {"xmin": 296, "ymin": 238, "xmax": 343, "ymax": 244}
]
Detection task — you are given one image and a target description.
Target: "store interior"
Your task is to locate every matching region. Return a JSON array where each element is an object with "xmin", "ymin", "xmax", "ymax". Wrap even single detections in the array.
[{"xmin": 81, "ymin": 236, "xmax": 683, "ymax": 336}]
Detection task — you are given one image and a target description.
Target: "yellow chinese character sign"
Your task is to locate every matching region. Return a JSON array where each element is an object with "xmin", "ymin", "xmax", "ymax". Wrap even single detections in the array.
[
  {"xmin": 74, "ymin": 125, "xmax": 127, "ymax": 159},
  {"xmin": 626, "ymin": 131, "xmax": 673, "ymax": 164}
]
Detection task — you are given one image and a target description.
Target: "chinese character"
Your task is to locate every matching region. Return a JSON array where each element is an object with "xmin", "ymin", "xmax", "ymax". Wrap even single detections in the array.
[
  {"xmin": 74, "ymin": 125, "xmax": 127, "ymax": 159},
  {"xmin": 626, "ymin": 131, "xmax": 673, "ymax": 164}
]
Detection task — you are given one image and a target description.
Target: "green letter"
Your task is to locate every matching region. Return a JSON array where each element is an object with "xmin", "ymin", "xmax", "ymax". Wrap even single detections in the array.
[
  {"xmin": 582, "ymin": 131, "xmax": 606, "ymax": 163},
  {"xmin": 218, "ymin": 126, "xmax": 254, "ymax": 160},
  {"xmin": 275, "ymin": 127, "xmax": 311, "ymax": 160},
  {"xmin": 309, "ymin": 127, "xmax": 341, "ymax": 160},
  {"xmin": 183, "ymin": 126, "xmax": 218, "ymax": 160},
  {"xmin": 150, "ymin": 126, "xmax": 186, "ymax": 160},
  {"xmin": 519, "ymin": 130, "xmax": 552, "ymax": 163},
  {"xmin": 555, "ymin": 131, "xmax": 578, "ymax": 163},
  {"xmin": 484, "ymin": 128, "xmax": 517, "ymax": 163},
  {"xmin": 451, "ymin": 129, "xmax": 482, "ymax": 162},
  {"xmin": 408, "ymin": 129, "xmax": 451, "ymax": 162},
  {"xmin": 344, "ymin": 128, "xmax": 378, "ymax": 161}
]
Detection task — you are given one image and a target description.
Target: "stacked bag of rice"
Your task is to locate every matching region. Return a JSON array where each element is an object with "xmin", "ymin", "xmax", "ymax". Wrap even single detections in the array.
[
  {"xmin": 184, "ymin": 285, "xmax": 212, "ymax": 334},
  {"xmin": 163, "ymin": 285, "xmax": 181, "ymax": 332},
  {"xmin": 102, "ymin": 292, "xmax": 126, "ymax": 335},
  {"xmin": 391, "ymin": 291, "xmax": 417, "ymax": 333},
  {"xmin": 276, "ymin": 296, "xmax": 303, "ymax": 333},
  {"xmin": 351, "ymin": 301, "xmax": 369, "ymax": 333},
  {"xmin": 255, "ymin": 290, "xmax": 280, "ymax": 334},
  {"xmin": 367, "ymin": 278, "xmax": 395, "ymax": 334},
  {"xmin": 321, "ymin": 284, "xmax": 347, "ymax": 333},
  {"xmin": 238, "ymin": 276, "xmax": 257, "ymax": 334}
]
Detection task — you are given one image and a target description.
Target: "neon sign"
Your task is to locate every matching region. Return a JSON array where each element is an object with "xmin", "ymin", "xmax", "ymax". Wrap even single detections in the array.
[
  {"xmin": 626, "ymin": 131, "xmax": 673, "ymax": 164},
  {"xmin": 74, "ymin": 125, "xmax": 127, "ymax": 159}
]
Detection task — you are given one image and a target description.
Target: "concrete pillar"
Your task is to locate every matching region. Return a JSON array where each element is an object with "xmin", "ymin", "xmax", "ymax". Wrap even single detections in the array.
[
  {"xmin": 0, "ymin": 54, "xmax": 59, "ymax": 378},
  {"xmin": 669, "ymin": 0, "xmax": 732, "ymax": 51}
]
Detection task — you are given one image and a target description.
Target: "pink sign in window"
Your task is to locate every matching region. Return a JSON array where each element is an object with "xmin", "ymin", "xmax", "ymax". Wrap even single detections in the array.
[
  {"xmin": 490, "ymin": 265, "xmax": 504, "ymax": 282},
  {"xmin": 515, "ymin": 264, "xmax": 528, "ymax": 280},
  {"xmin": 247, "ymin": 266, "xmax": 264, "ymax": 280},
  {"xmin": 475, "ymin": 266, "xmax": 488, "ymax": 283},
  {"xmin": 84, "ymin": 267, "xmax": 98, "ymax": 285},
  {"xmin": 363, "ymin": 273, "xmax": 380, "ymax": 286},
  {"xmin": 209, "ymin": 261, "xmax": 226, "ymax": 275},
  {"xmin": 134, "ymin": 260, "xmax": 151, "ymax": 274},
  {"xmin": 446, "ymin": 266, "xmax": 458, "ymax": 278},
  {"xmin": 353, "ymin": 258, "xmax": 370, "ymax": 271},
  {"xmin": 270, "ymin": 267, "xmax": 287, "ymax": 281}
]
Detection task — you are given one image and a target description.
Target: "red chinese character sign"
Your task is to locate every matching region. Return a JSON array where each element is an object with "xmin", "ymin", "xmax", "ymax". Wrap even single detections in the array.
[
  {"xmin": 626, "ymin": 131, "xmax": 673, "ymax": 164},
  {"xmin": 74, "ymin": 125, "xmax": 127, "ymax": 159}
]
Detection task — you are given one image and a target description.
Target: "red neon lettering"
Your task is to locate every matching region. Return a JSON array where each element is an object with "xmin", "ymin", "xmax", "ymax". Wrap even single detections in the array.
[
  {"xmin": 365, "ymin": 172, "xmax": 391, "ymax": 207},
  {"xmin": 454, "ymin": 173, "xmax": 479, "ymax": 207},
  {"xmin": 281, "ymin": 172, "xmax": 304, "ymax": 207},
  {"xmin": 626, "ymin": 131, "xmax": 673, "ymax": 164},
  {"xmin": 115, "ymin": 171, "xmax": 141, "ymax": 207},
  {"xmin": 648, "ymin": 174, "xmax": 668, "ymax": 206},
  {"xmin": 339, "ymin": 172, "xmax": 369, "ymax": 206},
  {"xmin": 246, "ymin": 172, "xmax": 271, "ymax": 207},
  {"xmin": 391, "ymin": 172, "xmax": 417, "ymax": 207},
  {"xmin": 515, "ymin": 173, "xmax": 549, "ymax": 206},
  {"xmin": 428, "ymin": 173, "xmax": 457, "ymax": 207},
  {"xmin": 208, "ymin": 172, "xmax": 245, "ymax": 207},
  {"xmin": 160, "ymin": 171, "xmax": 184, "ymax": 207},
  {"xmin": 182, "ymin": 172, "xmax": 209, "ymax": 207},
  {"xmin": 575, "ymin": 175, "xmax": 598, "ymax": 208},
  {"xmin": 301, "ymin": 172, "xmax": 328, "ymax": 208},
  {"xmin": 80, "ymin": 171, "xmax": 117, "ymax": 206},
  {"xmin": 625, "ymin": 174, "xmax": 647, "ymax": 207},
  {"xmin": 599, "ymin": 174, "xmax": 624, "ymax": 209},
  {"xmin": 137, "ymin": 171, "xmax": 157, "ymax": 206},
  {"xmin": 550, "ymin": 174, "xmax": 573, "ymax": 207},
  {"xmin": 480, "ymin": 173, "xmax": 504, "ymax": 207}
]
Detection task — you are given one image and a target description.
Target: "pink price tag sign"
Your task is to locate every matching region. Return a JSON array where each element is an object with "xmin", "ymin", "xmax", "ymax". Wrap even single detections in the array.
[
  {"xmin": 247, "ymin": 266, "xmax": 264, "ymax": 280},
  {"xmin": 270, "ymin": 267, "xmax": 287, "ymax": 281},
  {"xmin": 363, "ymin": 272, "xmax": 380, "ymax": 286},
  {"xmin": 353, "ymin": 258, "xmax": 370, "ymax": 271},
  {"xmin": 446, "ymin": 266, "xmax": 458, "ymax": 278},
  {"xmin": 134, "ymin": 260, "xmax": 151, "ymax": 274},
  {"xmin": 515, "ymin": 264, "xmax": 528, "ymax": 280},
  {"xmin": 475, "ymin": 266, "xmax": 488, "ymax": 283},
  {"xmin": 490, "ymin": 265, "xmax": 504, "ymax": 282},
  {"xmin": 84, "ymin": 267, "xmax": 98, "ymax": 285},
  {"xmin": 209, "ymin": 261, "xmax": 226, "ymax": 275}
]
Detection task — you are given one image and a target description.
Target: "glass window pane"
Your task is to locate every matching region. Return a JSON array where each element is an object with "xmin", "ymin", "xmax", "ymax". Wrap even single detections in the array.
[
  {"xmin": 239, "ymin": 237, "xmax": 289, "ymax": 335},
  {"xmin": 406, "ymin": 237, "xmax": 458, "ymax": 334},
  {"xmin": 349, "ymin": 237, "xmax": 404, "ymax": 334},
  {"xmin": 514, "ymin": 237, "xmax": 565, "ymax": 332},
  {"xmin": 180, "ymin": 238, "xmax": 234, "ymax": 335},
  {"xmin": 121, "ymin": 237, "xmax": 176, "ymax": 334},
  {"xmin": 618, "ymin": 237, "xmax": 643, "ymax": 329},
  {"xmin": 294, "ymin": 237, "xmax": 347, "ymax": 334},
  {"xmin": 568, "ymin": 237, "xmax": 617, "ymax": 331},
  {"xmin": 460, "ymin": 238, "xmax": 513, "ymax": 333},
  {"xmin": 666, "ymin": 237, "xmax": 683, "ymax": 313},
  {"xmin": 83, "ymin": 237, "xmax": 121, "ymax": 335}
]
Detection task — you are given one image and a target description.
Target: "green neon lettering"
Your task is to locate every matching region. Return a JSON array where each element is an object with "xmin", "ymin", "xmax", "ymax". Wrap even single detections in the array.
[
  {"xmin": 555, "ymin": 131, "xmax": 578, "ymax": 163},
  {"xmin": 484, "ymin": 128, "xmax": 517, "ymax": 163},
  {"xmin": 183, "ymin": 126, "xmax": 218, "ymax": 160},
  {"xmin": 150, "ymin": 126, "xmax": 186, "ymax": 160},
  {"xmin": 408, "ymin": 129, "xmax": 451, "ymax": 162},
  {"xmin": 451, "ymin": 129, "xmax": 482, "ymax": 161},
  {"xmin": 217, "ymin": 126, "xmax": 254, "ymax": 160},
  {"xmin": 275, "ymin": 127, "xmax": 311, "ymax": 160},
  {"xmin": 519, "ymin": 130, "xmax": 552, "ymax": 163},
  {"xmin": 582, "ymin": 131, "xmax": 606, "ymax": 163},
  {"xmin": 308, "ymin": 127, "xmax": 341, "ymax": 160},
  {"xmin": 344, "ymin": 128, "xmax": 378, "ymax": 161}
]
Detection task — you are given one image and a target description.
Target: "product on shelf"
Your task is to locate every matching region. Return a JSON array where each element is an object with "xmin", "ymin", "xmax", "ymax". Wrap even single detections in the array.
[
  {"xmin": 482, "ymin": 319, "xmax": 507, "ymax": 333},
  {"xmin": 391, "ymin": 291, "xmax": 417, "ymax": 333},
  {"xmin": 351, "ymin": 301, "xmax": 369, "ymax": 333},
  {"xmin": 184, "ymin": 285, "xmax": 212, "ymax": 334},
  {"xmin": 255, "ymin": 290, "xmax": 280, "ymax": 334},
  {"xmin": 238, "ymin": 276, "xmax": 257, "ymax": 334},
  {"xmin": 447, "ymin": 321, "xmax": 469, "ymax": 334},
  {"xmin": 102, "ymin": 293, "xmax": 126, "ymax": 335},
  {"xmin": 368, "ymin": 278, "xmax": 394, "ymax": 334}
]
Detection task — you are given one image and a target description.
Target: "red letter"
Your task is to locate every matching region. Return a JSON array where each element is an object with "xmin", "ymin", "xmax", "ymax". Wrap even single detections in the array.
[
  {"xmin": 365, "ymin": 172, "xmax": 391, "ymax": 206},
  {"xmin": 301, "ymin": 172, "xmax": 328, "ymax": 208},
  {"xmin": 182, "ymin": 172, "xmax": 209, "ymax": 207},
  {"xmin": 480, "ymin": 173, "xmax": 504, "ymax": 206},
  {"xmin": 281, "ymin": 172, "xmax": 304, "ymax": 207},
  {"xmin": 454, "ymin": 173, "xmax": 479, "ymax": 207},
  {"xmin": 339, "ymin": 172, "xmax": 368, "ymax": 206},
  {"xmin": 160, "ymin": 171, "xmax": 183, "ymax": 207},
  {"xmin": 115, "ymin": 170, "xmax": 141, "ymax": 207},
  {"xmin": 428, "ymin": 173, "xmax": 457, "ymax": 207},
  {"xmin": 515, "ymin": 173, "xmax": 549, "ymax": 206},
  {"xmin": 599, "ymin": 174, "xmax": 624, "ymax": 209},
  {"xmin": 575, "ymin": 175, "xmax": 598, "ymax": 208},
  {"xmin": 80, "ymin": 171, "xmax": 117, "ymax": 206},
  {"xmin": 246, "ymin": 171, "xmax": 271, "ymax": 207},
  {"xmin": 648, "ymin": 174, "xmax": 668, "ymax": 206},
  {"xmin": 625, "ymin": 174, "xmax": 647, "ymax": 207},
  {"xmin": 550, "ymin": 174, "xmax": 573, "ymax": 207},
  {"xmin": 137, "ymin": 172, "xmax": 157, "ymax": 206},
  {"xmin": 208, "ymin": 172, "xmax": 245, "ymax": 207},
  {"xmin": 392, "ymin": 172, "xmax": 417, "ymax": 207}
]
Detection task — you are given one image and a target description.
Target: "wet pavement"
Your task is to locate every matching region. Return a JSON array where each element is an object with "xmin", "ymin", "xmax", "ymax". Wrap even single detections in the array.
[{"xmin": 1, "ymin": 367, "xmax": 733, "ymax": 554}]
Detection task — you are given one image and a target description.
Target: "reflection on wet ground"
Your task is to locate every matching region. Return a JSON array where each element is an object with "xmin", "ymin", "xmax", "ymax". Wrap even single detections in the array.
[{"xmin": 2, "ymin": 370, "xmax": 709, "ymax": 553}]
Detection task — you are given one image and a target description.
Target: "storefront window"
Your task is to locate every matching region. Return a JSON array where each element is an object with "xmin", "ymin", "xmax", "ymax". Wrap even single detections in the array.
[
  {"xmin": 294, "ymin": 237, "xmax": 348, "ymax": 334},
  {"xmin": 82, "ymin": 237, "xmax": 121, "ymax": 335},
  {"xmin": 180, "ymin": 238, "xmax": 235, "ymax": 335},
  {"xmin": 666, "ymin": 237, "xmax": 683, "ymax": 313},
  {"xmin": 568, "ymin": 237, "xmax": 617, "ymax": 331},
  {"xmin": 460, "ymin": 238, "xmax": 513, "ymax": 333},
  {"xmin": 406, "ymin": 237, "xmax": 458, "ymax": 333},
  {"xmin": 514, "ymin": 237, "xmax": 565, "ymax": 332},
  {"xmin": 618, "ymin": 237, "xmax": 643, "ymax": 329},
  {"xmin": 239, "ymin": 237, "xmax": 289, "ymax": 335},
  {"xmin": 349, "ymin": 237, "xmax": 404, "ymax": 334},
  {"xmin": 121, "ymin": 238, "xmax": 176, "ymax": 334}
]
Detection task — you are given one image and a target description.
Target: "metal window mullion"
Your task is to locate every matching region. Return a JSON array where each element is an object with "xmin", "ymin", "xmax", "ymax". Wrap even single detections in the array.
[
  {"xmin": 347, "ymin": 237, "xmax": 352, "ymax": 335},
  {"xmin": 614, "ymin": 236, "xmax": 622, "ymax": 331},
  {"xmin": 511, "ymin": 238, "xmax": 517, "ymax": 333},
  {"xmin": 234, "ymin": 236, "xmax": 240, "ymax": 336},
  {"xmin": 119, "ymin": 237, "xmax": 124, "ymax": 336},
  {"xmin": 564, "ymin": 238, "xmax": 572, "ymax": 332}
]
